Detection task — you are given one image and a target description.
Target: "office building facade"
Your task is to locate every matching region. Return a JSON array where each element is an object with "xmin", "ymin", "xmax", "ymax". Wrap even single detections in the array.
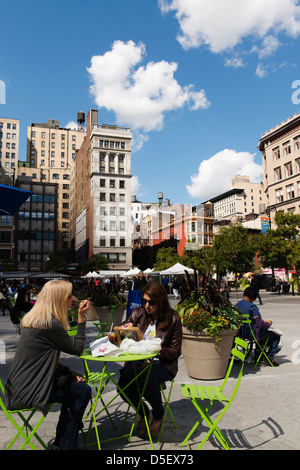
[
  {"xmin": 22, "ymin": 117, "xmax": 86, "ymax": 255},
  {"xmin": 74, "ymin": 110, "xmax": 132, "ymax": 270},
  {"xmin": 258, "ymin": 112, "xmax": 300, "ymax": 225},
  {"xmin": 0, "ymin": 118, "xmax": 20, "ymax": 185}
]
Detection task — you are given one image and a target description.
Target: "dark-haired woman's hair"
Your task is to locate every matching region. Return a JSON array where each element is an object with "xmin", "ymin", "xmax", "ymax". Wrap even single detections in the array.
[{"xmin": 142, "ymin": 281, "xmax": 174, "ymax": 329}]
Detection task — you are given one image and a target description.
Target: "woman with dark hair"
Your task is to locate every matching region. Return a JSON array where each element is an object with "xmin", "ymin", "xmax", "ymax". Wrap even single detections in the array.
[
  {"xmin": 118, "ymin": 281, "xmax": 182, "ymax": 437},
  {"xmin": 14, "ymin": 284, "xmax": 33, "ymax": 318}
]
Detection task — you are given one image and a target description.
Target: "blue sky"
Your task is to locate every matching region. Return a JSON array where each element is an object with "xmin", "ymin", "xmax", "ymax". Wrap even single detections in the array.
[{"xmin": 1, "ymin": 0, "xmax": 300, "ymax": 205}]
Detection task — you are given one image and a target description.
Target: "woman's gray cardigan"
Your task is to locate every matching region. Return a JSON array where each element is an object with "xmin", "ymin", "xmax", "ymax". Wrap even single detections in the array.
[{"xmin": 5, "ymin": 319, "xmax": 86, "ymax": 415}]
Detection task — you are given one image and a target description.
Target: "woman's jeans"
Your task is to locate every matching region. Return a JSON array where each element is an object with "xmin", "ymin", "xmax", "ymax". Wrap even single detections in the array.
[
  {"xmin": 118, "ymin": 361, "xmax": 174, "ymax": 420},
  {"xmin": 49, "ymin": 381, "xmax": 91, "ymax": 450}
]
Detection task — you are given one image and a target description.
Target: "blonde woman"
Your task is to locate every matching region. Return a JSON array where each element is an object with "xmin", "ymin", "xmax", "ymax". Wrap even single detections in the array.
[{"xmin": 5, "ymin": 280, "xmax": 91, "ymax": 450}]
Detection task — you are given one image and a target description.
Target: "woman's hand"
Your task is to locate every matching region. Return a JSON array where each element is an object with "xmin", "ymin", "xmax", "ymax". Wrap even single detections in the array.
[
  {"xmin": 77, "ymin": 299, "xmax": 90, "ymax": 323},
  {"xmin": 69, "ymin": 369, "xmax": 86, "ymax": 382}
]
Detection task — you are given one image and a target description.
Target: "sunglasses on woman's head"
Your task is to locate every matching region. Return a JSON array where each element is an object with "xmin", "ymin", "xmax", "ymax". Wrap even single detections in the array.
[{"xmin": 142, "ymin": 298, "xmax": 155, "ymax": 306}]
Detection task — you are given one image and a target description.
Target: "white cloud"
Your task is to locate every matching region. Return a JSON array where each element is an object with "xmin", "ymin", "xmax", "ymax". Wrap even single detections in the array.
[
  {"xmin": 224, "ymin": 57, "xmax": 245, "ymax": 68},
  {"xmin": 186, "ymin": 149, "xmax": 263, "ymax": 201},
  {"xmin": 256, "ymin": 35, "xmax": 280, "ymax": 59},
  {"xmin": 87, "ymin": 40, "xmax": 210, "ymax": 139},
  {"xmin": 255, "ymin": 63, "xmax": 269, "ymax": 79},
  {"xmin": 131, "ymin": 175, "xmax": 142, "ymax": 196},
  {"xmin": 131, "ymin": 132, "xmax": 149, "ymax": 152},
  {"xmin": 65, "ymin": 121, "xmax": 86, "ymax": 131},
  {"xmin": 159, "ymin": 0, "xmax": 300, "ymax": 54}
]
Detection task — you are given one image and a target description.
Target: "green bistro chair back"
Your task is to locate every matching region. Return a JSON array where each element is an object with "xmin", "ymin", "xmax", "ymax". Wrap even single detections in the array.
[
  {"xmin": 239, "ymin": 313, "xmax": 274, "ymax": 368},
  {"xmin": 180, "ymin": 336, "xmax": 248, "ymax": 450},
  {"xmin": 0, "ymin": 378, "xmax": 53, "ymax": 450}
]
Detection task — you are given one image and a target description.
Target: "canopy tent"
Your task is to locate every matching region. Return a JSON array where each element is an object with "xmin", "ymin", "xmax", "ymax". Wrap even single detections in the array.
[
  {"xmin": 143, "ymin": 268, "xmax": 153, "ymax": 274},
  {"xmin": 124, "ymin": 267, "xmax": 140, "ymax": 277},
  {"xmin": 29, "ymin": 271, "xmax": 71, "ymax": 279},
  {"xmin": 83, "ymin": 271, "xmax": 101, "ymax": 278},
  {"xmin": 97, "ymin": 270, "xmax": 126, "ymax": 277},
  {"xmin": 160, "ymin": 263, "xmax": 194, "ymax": 275},
  {"xmin": 0, "ymin": 184, "xmax": 32, "ymax": 215}
]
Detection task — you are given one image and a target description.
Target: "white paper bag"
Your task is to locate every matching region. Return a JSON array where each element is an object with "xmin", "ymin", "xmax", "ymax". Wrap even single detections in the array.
[
  {"xmin": 119, "ymin": 337, "xmax": 162, "ymax": 355},
  {"xmin": 90, "ymin": 336, "xmax": 122, "ymax": 357}
]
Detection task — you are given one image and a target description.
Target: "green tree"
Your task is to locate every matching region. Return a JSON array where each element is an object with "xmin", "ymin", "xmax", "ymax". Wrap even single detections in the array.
[
  {"xmin": 153, "ymin": 247, "xmax": 180, "ymax": 271},
  {"xmin": 1, "ymin": 257, "xmax": 18, "ymax": 271},
  {"xmin": 258, "ymin": 211, "xmax": 300, "ymax": 275},
  {"xmin": 44, "ymin": 254, "xmax": 68, "ymax": 271},
  {"xmin": 83, "ymin": 254, "xmax": 108, "ymax": 274},
  {"xmin": 211, "ymin": 223, "xmax": 256, "ymax": 279},
  {"xmin": 181, "ymin": 246, "xmax": 213, "ymax": 273}
]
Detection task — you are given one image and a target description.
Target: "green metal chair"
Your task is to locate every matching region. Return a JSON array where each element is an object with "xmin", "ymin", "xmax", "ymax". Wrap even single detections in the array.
[
  {"xmin": 81, "ymin": 351, "xmax": 117, "ymax": 448},
  {"xmin": 157, "ymin": 378, "xmax": 177, "ymax": 443},
  {"xmin": 122, "ymin": 378, "xmax": 177, "ymax": 443},
  {"xmin": 239, "ymin": 313, "xmax": 274, "ymax": 368},
  {"xmin": 180, "ymin": 336, "xmax": 248, "ymax": 450},
  {"xmin": 0, "ymin": 378, "xmax": 53, "ymax": 450},
  {"xmin": 93, "ymin": 309, "xmax": 114, "ymax": 339}
]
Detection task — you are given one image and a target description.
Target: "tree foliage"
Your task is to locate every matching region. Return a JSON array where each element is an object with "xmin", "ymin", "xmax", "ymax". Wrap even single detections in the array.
[
  {"xmin": 258, "ymin": 211, "xmax": 300, "ymax": 272},
  {"xmin": 211, "ymin": 223, "xmax": 256, "ymax": 276},
  {"xmin": 153, "ymin": 247, "xmax": 180, "ymax": 271},
  {"xmin": 44, "ymin": 254, "xmax": 68, "ymax": 271},
  {"xmin": 83, "ymin": 254, "xmax": 108, "ymax": 274}
]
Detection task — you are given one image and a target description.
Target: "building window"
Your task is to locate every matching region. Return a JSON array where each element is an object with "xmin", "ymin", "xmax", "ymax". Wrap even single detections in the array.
[
  {"xmin": 286, "ymin": 183, "xmax": 295, "ymax": 200},
  {"xmin": 272, "ymin": 147, "xmax": 280, "ymax": 161},
  {"xmin": 274, "ymin": 167, "xmax": 282, "ymax": 182},
  {"xmin": 283, "ymin": 141, "xmax": 291, "ymax": 156},
  {"xmin": 294, "ymin": 135, "xmax": 300, "ymax": 151},
  {"xmin": 284, "ymin": 162, "xmax": 293, "ymax": 177},
  {"xmin": 100, "ymin": 193, "xmax": 106, "ymax": 201}
]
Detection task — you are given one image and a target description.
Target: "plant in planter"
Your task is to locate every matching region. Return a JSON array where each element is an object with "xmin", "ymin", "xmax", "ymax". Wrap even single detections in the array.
[
  {"xmin": 89, "ymin": 291, "xmax": 127, "ymax": 326},
  {"xmin": 90, "ymin": 292, "xmax": 126, "ymax": 309},
  {"xmin": 175, "ymin": 274, "xmax": 243, "ymax": 380}
]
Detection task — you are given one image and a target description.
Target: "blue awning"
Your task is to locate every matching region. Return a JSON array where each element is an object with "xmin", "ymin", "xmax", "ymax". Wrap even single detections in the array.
[{"xmin": 0, "ymin": 184, "xmax": 32, "ymax": 216}]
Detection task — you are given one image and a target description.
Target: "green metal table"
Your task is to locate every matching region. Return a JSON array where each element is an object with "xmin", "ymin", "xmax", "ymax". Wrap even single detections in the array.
[{"xmin": 80, "ymin": 349, "xmax": 158, "ymax": 450}]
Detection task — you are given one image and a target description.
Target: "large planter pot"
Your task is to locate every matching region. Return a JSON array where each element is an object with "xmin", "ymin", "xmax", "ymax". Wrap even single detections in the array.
[
  {"xmin": 182, "ymin": 327, "xmax": 237, "ymax": 380},
  {"xmin": 94, "ymin": 306, "xmax": 125, "ymax": 328},
  {"xmin": 84, "ymin": 302, "xmax": 98, "ymax": 321}
]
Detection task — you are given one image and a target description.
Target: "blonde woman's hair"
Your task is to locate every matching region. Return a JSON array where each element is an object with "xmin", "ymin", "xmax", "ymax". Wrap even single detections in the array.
[{"xmin": 21, "ymin": 280, "xmax": 73, "ymax": 330}]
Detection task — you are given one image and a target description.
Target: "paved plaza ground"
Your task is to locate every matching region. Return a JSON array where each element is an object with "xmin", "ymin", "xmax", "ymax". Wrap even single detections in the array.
[{"xmin": 0, "ymin": 289, "xmax": 299, "ymax": 453}]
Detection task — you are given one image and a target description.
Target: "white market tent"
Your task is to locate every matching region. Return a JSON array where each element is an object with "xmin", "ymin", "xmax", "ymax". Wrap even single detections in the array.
[
  {"xmin": 97, "ymin": 270, "xmax": 126, "ymax": 277},
  {"xmin": 83, "ymin": 271, "xmax": 100, "ymax": 278},
  {"xmin": 124, "ymin": 267, "xmax": 140, "ymax": 277},
  {"xmin": 160, "ymin": 263, "xmax": 194, "ymax": 275},
  {"xmin": 143, "ymin": 268, "xmax": 153, "ymax": 274}
]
